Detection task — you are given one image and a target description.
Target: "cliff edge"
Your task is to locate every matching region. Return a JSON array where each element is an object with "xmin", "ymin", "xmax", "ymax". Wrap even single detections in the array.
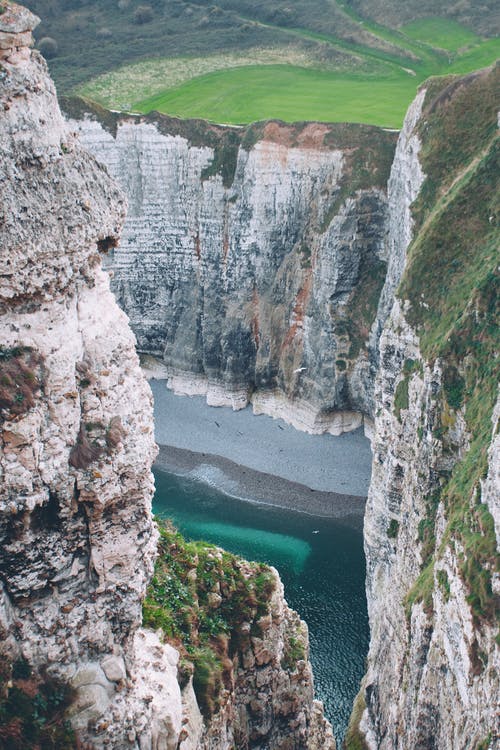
[
  {"xmin": 350, "ymin": 64, "xmax": 499, "ymax": 750},
  {"xmin": 66, "ymin": 99, "xmax": 397, "ymax": 437}
]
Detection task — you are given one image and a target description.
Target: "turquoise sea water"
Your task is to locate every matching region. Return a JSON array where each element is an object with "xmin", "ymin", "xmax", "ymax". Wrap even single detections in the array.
[{"xmin": 153, "ymin": 467, "xmax": 369, "ymax": 743}]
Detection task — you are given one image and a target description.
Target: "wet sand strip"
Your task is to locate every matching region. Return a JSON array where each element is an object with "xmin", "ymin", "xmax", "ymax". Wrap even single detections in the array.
[{"xmin": 155, "ymin": 444, "xmax": 366, "ymax": 524}]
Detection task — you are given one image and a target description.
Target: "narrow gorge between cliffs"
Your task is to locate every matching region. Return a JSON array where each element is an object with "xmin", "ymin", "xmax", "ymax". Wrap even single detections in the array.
[
  {"xmin": 65, "ymin": 63, "xmax": 499, "ymax": 748},
  {"xmin": 1, "ymin": 11, "xmax": 497, "ymax": 745},
  {"xmin": 150, "ymin": 384, "xmax": 373, "ymax": 742}
]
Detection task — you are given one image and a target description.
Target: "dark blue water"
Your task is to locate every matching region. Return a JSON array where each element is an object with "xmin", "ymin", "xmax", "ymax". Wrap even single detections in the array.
[{"xmin": 153, "ymin": 467, "xmax": 369, "ymax": 743}]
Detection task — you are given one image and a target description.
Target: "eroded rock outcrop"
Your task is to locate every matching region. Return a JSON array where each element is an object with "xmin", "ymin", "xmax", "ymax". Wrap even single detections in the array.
[
  {"xmin": 66, "ymin": 101, "xmax": 396, "ymax": 435},
  {"xmin": 2, "ymin": 3, "xmax": 498, "ymax": 748},
  {"xmin": 144, "ymin": 523, "xmax": 334, "ymax": 750},
  {"xmin": 0, "ymin": 4, "xmax": 333, "ymax": 748}
]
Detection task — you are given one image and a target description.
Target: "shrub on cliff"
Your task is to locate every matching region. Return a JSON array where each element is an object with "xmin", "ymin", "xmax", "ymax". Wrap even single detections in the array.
[
  {"xmin": 0, "ymin": 347, "xmax": 43, "ymax": 422},
  {"xmin": 133, "ymin": 4, "xmax": 153, "ymax": 24},
  {"xmin": 0, "ymin": 659, "xmax": 76, "ymax": 749},
  {"xmin": 37, "ymin": 36, "xmax": 58, "ymax": 59},
  {"xmin": 143, "ymin": 520, "xmax": 277, "ymax": 717},
  {"xmin": 69, "ymin": 417, "xmax": 125, "ymax": 469},
  {"xmin": 399, "ymin": 66, "xmax": 500, "ymax": 625}
]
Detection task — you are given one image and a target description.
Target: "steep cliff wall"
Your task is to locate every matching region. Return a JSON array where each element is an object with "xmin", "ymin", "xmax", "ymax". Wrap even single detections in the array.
[
  {"xmin": 0, "ymin": 4, "xmax": 333, "ymax": 748},
  {"xmin": 66, "ymin": 100, "xmax": 396, "ymax": 435},
  {"xmin": 3, "ymin": 3, "xmax": 498, "ymax": 747},
  {"xmin": 353, "ymin": 65, "xmax": 500, "ymax": 749}
]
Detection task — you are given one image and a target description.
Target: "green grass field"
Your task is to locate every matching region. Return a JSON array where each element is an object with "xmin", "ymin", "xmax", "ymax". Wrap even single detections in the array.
[
  {"xmin": 29, "ymin": 0, "xmax": 498, "ymax": 129},
  {"xmin": 400, "ymin": 18, "xmax": 479, "ymax": 51},
  {"xmin": 134, "ymin": 64, "xmax": 415, "ymax": 127},
  {"xmin": 447, "ymin": 39, "xmax": 500, "ymax": 74},
  {"xmin": 90, "ymin": 13, "xmax": 498, "ymax": 129}
]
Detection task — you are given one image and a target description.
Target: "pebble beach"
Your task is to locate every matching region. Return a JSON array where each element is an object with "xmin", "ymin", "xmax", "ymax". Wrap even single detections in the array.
[{"xmin": 150, "ymin": 380, "xmax": 373, "ymax": 519}]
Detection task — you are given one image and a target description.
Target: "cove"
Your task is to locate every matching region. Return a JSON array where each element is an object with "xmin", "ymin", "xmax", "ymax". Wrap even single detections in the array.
[{"xmin": 152, "ymin": 466, "xmax": 369, "ymax": 743}]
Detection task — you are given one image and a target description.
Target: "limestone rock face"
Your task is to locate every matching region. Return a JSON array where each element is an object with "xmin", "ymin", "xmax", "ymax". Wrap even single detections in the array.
[
  {"xmin": 0, "ymin": 7, "xmax": 334, "ymax": 748},
  {"xmin": 0, "ymin": 5, "xmax": 175, "ymax": 747},
  {"xmin": 362, "ymin": 305, "xmax": 499, "ymax": 749},
  {"xmin": 361, "ymin": 311, "xmax": 499, "ymax": 748},
  {"xmin": 357, "ymin": 69, "xmax": 500, "ymax": 749},
  {"xmin": 369, "ymin": 88, "xmax": 425, "ymax": 352},
  {"xmin": 69, "ymin": 108, "xmax": 396, "ymax": 434}
]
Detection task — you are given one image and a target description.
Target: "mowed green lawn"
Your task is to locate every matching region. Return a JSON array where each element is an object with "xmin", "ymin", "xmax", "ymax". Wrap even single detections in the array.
[
  {"xmin": 447, "ymin": 38, "xmax": 500, "ymax": 74},
  {"xmin": 87, "ymin": 12, "xmax": 499, "ymax": 129},
  {"xmin": 134, "ymin": 65, "xmax": 417, "ymax": 127},
  {"xmin": 401, "ymin": 17, "xmax": 479, "ymax": 51}
]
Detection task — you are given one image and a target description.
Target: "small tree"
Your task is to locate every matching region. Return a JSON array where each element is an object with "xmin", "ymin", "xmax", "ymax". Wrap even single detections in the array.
[
  {"xmin": 134, "ymin": 4, "xmax": 153, "ymax": 24},
  {"xmin": 37, "ymin": 36, "xmax": 58, "ymax": 59}
]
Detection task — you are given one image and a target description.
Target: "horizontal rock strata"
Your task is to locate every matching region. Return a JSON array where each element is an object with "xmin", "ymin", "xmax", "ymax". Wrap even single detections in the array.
[{"xmin": 67, "ymin": 101, "xmax": 397, "ymax": 434}]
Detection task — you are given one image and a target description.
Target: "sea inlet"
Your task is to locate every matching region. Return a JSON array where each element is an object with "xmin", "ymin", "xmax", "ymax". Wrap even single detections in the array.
[{"xmin": 150, "ymin": 381, "xmax": 372, "ymax": 742}]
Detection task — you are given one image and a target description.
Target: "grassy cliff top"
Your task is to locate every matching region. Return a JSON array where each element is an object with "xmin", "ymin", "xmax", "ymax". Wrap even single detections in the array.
[
  {"xmin": 61, "ymin": 94, "xmax": 397, "ymax": 190},
  {"xmin": 346, "ymin": 0, "xmax": 499, "ymax": 38},
  {"xmin": 143, "ymin": 520, "xmax": 281, "ymax": 717},
  {"xmin": 26, "ymin": 0, "xmax": 499, "ymax": 127}
]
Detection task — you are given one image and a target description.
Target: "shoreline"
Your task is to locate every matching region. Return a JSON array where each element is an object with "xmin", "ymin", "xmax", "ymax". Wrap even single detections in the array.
[
  {"xmin": 150, "ymin": 381, "xmax": 373, "ymax": 497},
  {"xmin": 155, "ymin": 444, "xmax": 366, "ymax": 525}
]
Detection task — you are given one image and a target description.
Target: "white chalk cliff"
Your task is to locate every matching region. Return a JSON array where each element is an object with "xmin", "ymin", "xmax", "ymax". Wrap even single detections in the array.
[
  {"xmin": 68, "ymin": 104, "xmax": 396, "ymax": 436},
  {"xmin": 356, "ymin": 64, "xmax": 500, "ymax": 749},
  {"xmin": 1, "ymin": 1, "xmax": 498, "ymax": 747},
  {"xmin": 0, "ymin": 3, "xmax": 334, "ymax": 748},
  {"xmin": 70, "ymin": 58, "xmax": 500, "ymax": 750}
]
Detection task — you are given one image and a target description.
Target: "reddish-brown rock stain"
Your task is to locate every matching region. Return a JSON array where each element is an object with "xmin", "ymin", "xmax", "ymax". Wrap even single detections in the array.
[
  {"xmin": 282, "ymin": 271, "xmax": 312, "ymax": 351},
  {"xmin": 251, "ymin": 286, "xmax": 260, "ymax": 348},
  {"xmin": 262, "ymin": 121, "xmax": 331, "ymax": 150}
]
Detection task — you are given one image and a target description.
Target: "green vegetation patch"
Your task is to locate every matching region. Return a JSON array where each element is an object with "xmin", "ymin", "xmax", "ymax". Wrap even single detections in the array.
[
  {"xmin": 405, "ymin": 559, "xmax": 435, "ymax": 616},
  {"xmin": 59, "ymin": 95, "xmax": 120, "ymax": 136},
  {"xmin": 76, "ymin": 47, "xmax": 348, "ymax": 111},
  {"xmin": 399, "ymin": 65, "xmax": 500, "ymax": 627},
  {"xmin": 475, "ymin": 735, "xmax": 493, "ymax": 750},
  {"xmin": 447, "ymin": 38, "xmax": 500, "ymax": 76},
  {"xmin": 200, "ymin": 128, "xmax": 241, "ymax": 188},
  {"xmin": 412, "ymin": 66, "xmax": 499, "ymax": 232},
  {"xmin": 143, "ymin": 519, "xmax": 278, "ymax": 717},
  {"xmin": 0, "ymin": 346, "xmax": 44, "ymax": 422},
  {"xmin": 394, "ymin": 377, "xmax": 409, "ymax": 422},
  {"xmin": 346, "ymin": 0, "xmax": 498, "ymax": 38},
  {"xmin": 321, "ymin": 125, "xmax": 397, "ymax": 226},
  {"xmin": 436, "ymin": 569, "xmax": 451, "ymax": 601},
  {"xmin": 0, "ymin": 658, "xmax": 76, "ymax": 749},
  {"xmin": 27, "ymin": 1, "xmax": 500, "ymax": 127},
  {"xmin": 394, "ymin": 359, "xmax": 422, "ymax": 422},
  {"xmin": 280, "ymin": 635, "xmax": 306, "ymax": 671},
  {"xmin": 340, "ymin": 259, "xmax": 388, "ymax": 360},
  {"xmin": 133, "ymin": 64, "xmax": 418, "ymax": 128},
  {"xmin": 417, "ymin": 490, "xmax": 442, "ymax": 569},
  {"xmin": 400, "ymin": 18, "xmax": 479, "ymax": 52},
  {"xmin": 387, "ymin": 519, "xmax": 400, "ymax": 539},
  {"xmin": 442, "ymin": 364, "xmax": 465, "ymax": 410},
  {"xmin": 343, "ymin": 688, "xmax": 370, "ymax": 750}
]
